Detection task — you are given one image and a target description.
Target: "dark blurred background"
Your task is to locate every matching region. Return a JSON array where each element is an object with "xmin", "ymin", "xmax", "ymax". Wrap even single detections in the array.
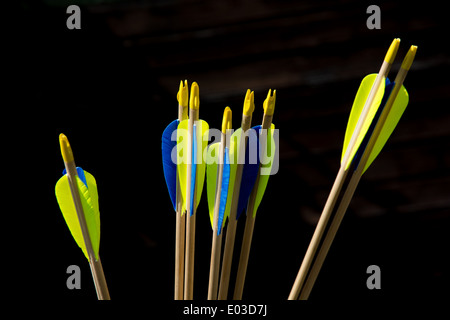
[{"xmin": 11, "ymin": 0, "xmax": 450, "ymax": 303}]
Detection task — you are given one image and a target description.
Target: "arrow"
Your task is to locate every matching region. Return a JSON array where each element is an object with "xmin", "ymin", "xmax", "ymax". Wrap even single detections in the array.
[
  {"xmin": 218, "ymin": 89, "xmax": 260, "ymax": 299},
  {"xmin": 55, "ymin": 134, "xmax": 110, "ymax": 300},
  {"xmin": 233, "ymin": 89, "xmax": 277, "ymax": 300},
  {"xmin": 288, "ymin": 38, "xmax": 405, "ymax": 300},
  {"xmin": 207, "ymin": 107, "xmax": 232, "ymax": 300},
  {"xmin": 176, "ymin": 82, "xmax": 209, "ymax": 299},
  {"xmin": 297, "ymin": 45, "xmax": 417, "ymax": 300},
  {"xmin": 161, "ymin": 80, "xmax": 189, "ymax": 299}
]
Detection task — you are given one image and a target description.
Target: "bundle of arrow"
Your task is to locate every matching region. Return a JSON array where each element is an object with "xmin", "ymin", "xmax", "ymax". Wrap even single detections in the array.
[
  {"xmin": 161, "ymin": 82, "xmax": 277, "ymax": 300},
  {"xmin": 54, "ymin": 38, "xmax": 416, "ymax": 300}
]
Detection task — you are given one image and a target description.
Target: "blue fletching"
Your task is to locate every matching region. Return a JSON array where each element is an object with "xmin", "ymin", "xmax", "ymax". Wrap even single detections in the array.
[
  {"xmin": 162, "ymin": 119, "xmax": 179, "ymax": 211},
  {"xmin": 352, "ymin": 78, "xmax": 394, "ymax": 170},
  {"xmin": 189, "ymin": 123, "xmax": 197, "ymax": 216},
  {"xmin": 236, "ymin": 126, "xmax": 261, "ymax": 220},
  {"xmin": 62, "ymin": 167, "xmax": 88, "ymax": 188},
  {"xmin": 76, "ymin": 167, "xmax": 88, "ymax": 188},
  {"xmin": 218, "ymin": 147, "xmax": 230, "ymax": 235}
]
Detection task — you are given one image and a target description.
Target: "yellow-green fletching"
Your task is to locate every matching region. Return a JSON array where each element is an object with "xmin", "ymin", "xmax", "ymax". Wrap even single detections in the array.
[
  {"xmin": 195, "ymin": 121, "xmax": 209, "ymax": 210},
  {"xmin": 206, "ymin": 142, "xmax": 220, "ymax": 227},
  {"xmin": 55, "ymin": 171, "xmax": 100, "ymax": 261},
  {"xmin": 363, "ymin": 85, "xmax": 409, "ymax": 173},
  {"xmin": 177, "ymin": 119, "xmax": 209, "ymax": 214},
  {"xmin": 341, "ymin": 74, "xmax": 386, "ymax": 170},
  {"xmin": 177, "ymin": 119, "xmax": 188, "ymax": 213},
  {"xmin": 252, "ymin": 124, "xmax": 276, "ymax": 217}
]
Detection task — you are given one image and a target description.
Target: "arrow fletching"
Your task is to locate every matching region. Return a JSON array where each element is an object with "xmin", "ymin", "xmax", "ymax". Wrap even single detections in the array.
[
  {"xmin": 359, "ymin": 45, "xmax": 416, "ymax": 173},
  {"xmin": 235, "ymin": 126, "xmax": 260, "ymax": 220},
  {"xmin": 341, "ymin": 74, "xmax": 386, "ymax": 170},
  {"xmin": 55, "ymin": 168, "xmax": 100, "ymax": 261},
  {"xmin": 162, "ymin": 119, "xmax": 180, "ymax": 211},
  {"xmin": 349, "ymin": 77, "xmax": 409, "ymax": 174},
  {"xmin": 251, "ymin": 123, "xmax": 276, "ymax": 217},
  {"xmin": 206, "ymin": 143, "xmax": 220, "ymax": 227},
  {"xmin": 177, "ymin": 119, "xmax": 209, "ymax": 214},
  {"xmin": 362, "ymin": 83, "xmax": 409, "ymax": 173},
  {"xmin": 218, "ymin": 148, "xmax": 231, "ymax": 235},
  {"xmin": 206, "ymin": 144, "xmax": 232, "ymax": 235},
  {"xmin": 223, "ymin": 131, "xmax": 238, "ymax": 223},
  {"xmin": 219, "ymin": 126, "xmax": 261, "ymax": 221}
]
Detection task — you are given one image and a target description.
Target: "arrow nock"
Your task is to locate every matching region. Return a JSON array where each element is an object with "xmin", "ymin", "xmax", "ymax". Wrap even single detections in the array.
[{"xmin": 263, "ymin": 89, "xmax": 276, "ymax": 116}]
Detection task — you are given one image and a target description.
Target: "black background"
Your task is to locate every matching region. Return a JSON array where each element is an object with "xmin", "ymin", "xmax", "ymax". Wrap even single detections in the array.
[{"xmin": 9, "ymin": 0, "xmax": 450, "ymax": 308}]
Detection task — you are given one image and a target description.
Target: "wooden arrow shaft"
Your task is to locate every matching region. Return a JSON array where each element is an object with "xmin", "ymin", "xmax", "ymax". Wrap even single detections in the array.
[
  {"xmin": 184, "ymin": 108, "xmax": 199, "ymax": 300},
  {"xmin": 299, "ymin": 166, "xmax": 358, "ymax": 299},
  {"xmin": 89, "ymin": 257, "xmax": 110, "ymax": 300},
  {"xmin": 288, "ymin": 164, "xmax": 349, "ymax": 300},
  {"xmin": 218, "ymin": 114, "xmax": 252, "ymax": 300},
  {"xmin": 233, "ymin": 200, "xmax": 256, "ymax": 300},
  {"xmin": 175, "ymin": 103, "xmax": 188, "ymax": 300},
  {"xmin": 175, "ymin": 200, "xmax": 185, "ymax": 300},
  {"xmin": 233, "ymin": 113, "xmax": 273, "ymax": 300},
  {"xmin": 208, "ymin": 132, "xmax": 226, "ymax": 300}
]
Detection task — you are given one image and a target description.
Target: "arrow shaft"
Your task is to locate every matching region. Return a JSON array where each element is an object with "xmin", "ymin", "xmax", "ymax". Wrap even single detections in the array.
[
  {"xmin": 89, "ymin": 257, "xmax": 110, "ymax": 300},
  {"xmin": 184, "ymin": 108, "xmax": 199, "ymax": 300},
  {"xmin": 218, "ymin": 113, "xmax": 252, "ymax": 300},
  {"xmin": 175, "ymin": 103, "xmax": 188, "ymax": 300},
  {"xmin": 299, "ymin": 166, "xmax": 359, "ymax": 299},
  {"xmin": 233, "ymin": 200, "xmax": 256, "ymax": 300},
  {"xmin": 208, "ymin": 233, "xmax": 223, "ymax": 300},
  {"xmin": 288, "ymin": 164, "xmax": 349, "ymax": 300},
  {"xmin": 233, "ymin": 113, "xmax": 273, "ymax": 300},
  {"xmin": 175, "ymin": 199, "xmax": 185, "ymax": 299},
  {"xmin": 208, "ymin": 132, "xmax": 226, "ymax": 300}
]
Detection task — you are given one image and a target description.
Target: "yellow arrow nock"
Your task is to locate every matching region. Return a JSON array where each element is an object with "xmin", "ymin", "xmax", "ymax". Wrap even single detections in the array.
[
  {"xmin": 243, "ymin": 89, "xmax": 255, "ymax": 116},
  {"xmin": 177, "ymin": 80, "xmax": 189, "ymax": 107},
  {"xmin": 401, "ymin": 45, "xmax": 418, "ymax": 71},
  {"xmin": 59, "ymin": 134, "xmax": 74, "ymax": 163},
  {"xmin": 222, "ymin": 106, "xmax": 232, "ymax": 133},
  {"xmin": 384, "ymin": 38, "xmax": 400, "ymax": 64},
  {"xmin": 190, "ymin": 82, "xmax": 200, "ymax": 110},
  {"xmin": 263, "ymin": 89, "xmax": 276, "ymax": 116}
]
